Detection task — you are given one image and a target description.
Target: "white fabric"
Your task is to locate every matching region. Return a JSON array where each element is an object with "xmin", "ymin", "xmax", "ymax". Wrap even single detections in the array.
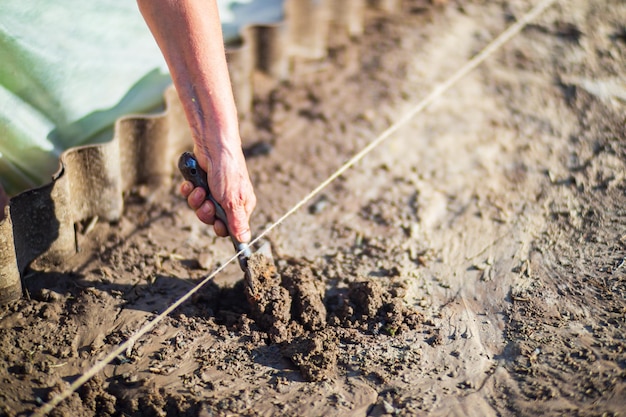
[{"xmin": 0, "ymin": 0, "xmax": 284, "ymax": 195}]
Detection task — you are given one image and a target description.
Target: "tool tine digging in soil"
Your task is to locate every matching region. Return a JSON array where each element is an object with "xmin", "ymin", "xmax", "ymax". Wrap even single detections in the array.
[{"xmin": 178, "ymin": 152, "xmax": 274, "ymax": 296}]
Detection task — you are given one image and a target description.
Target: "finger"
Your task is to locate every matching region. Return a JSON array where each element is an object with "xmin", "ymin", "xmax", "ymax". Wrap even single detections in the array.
[
  {"xmin": 195, "ymin": 200, "xmax": 215, "ymax": 225},
  {"xmin": 213, "ymin": 220, "xmax": 229, "ymax": 238},
  {"xmin": 179, "ymin": 181, "xmax": 194, "ymax": 198},
  {"xmin": 225, "ymin": 205, "xmax": 252, "ymax": 243},
  {"xmin": 187, "ymin": 187, "xmax": 206, "ymax": 210}
]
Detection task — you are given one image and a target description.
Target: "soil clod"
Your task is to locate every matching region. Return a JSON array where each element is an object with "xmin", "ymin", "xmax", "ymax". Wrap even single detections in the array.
[{"xmin": 281, "ymin": 329, "xmax": 338, "ymax": 382}]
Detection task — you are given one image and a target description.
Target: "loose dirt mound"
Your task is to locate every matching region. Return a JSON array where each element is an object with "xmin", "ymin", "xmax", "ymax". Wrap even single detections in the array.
[{"xmin": 242, "ymin": 254, "xmax": 424, "ymax": 381}]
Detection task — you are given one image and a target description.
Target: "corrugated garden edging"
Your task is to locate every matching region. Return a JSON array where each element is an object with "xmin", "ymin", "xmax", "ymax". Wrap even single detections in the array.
[{"xmin": 0, "ymin": 0, "xmax": 401, "ymax": 304}]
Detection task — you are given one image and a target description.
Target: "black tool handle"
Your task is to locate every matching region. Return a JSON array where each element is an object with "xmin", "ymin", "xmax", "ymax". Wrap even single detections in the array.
[{"xmin": 177, "ymin": 152, "xmax": 252, "ymax": 267}]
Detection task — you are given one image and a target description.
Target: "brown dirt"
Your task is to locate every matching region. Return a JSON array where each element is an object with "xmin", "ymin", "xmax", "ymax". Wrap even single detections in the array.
[{"xmin": 1, "ymin": 0, "xmax": 626, "ymax": 416}]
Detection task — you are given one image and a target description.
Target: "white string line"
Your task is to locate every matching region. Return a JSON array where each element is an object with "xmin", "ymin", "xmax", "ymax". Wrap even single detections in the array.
[{"xmin": 32, "ymin": 0, "xmax": 556, "ymax": 415}]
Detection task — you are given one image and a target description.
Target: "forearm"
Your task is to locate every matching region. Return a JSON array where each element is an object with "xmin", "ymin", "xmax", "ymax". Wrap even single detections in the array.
[
  {"xmin": 139, "ymin": 0, "xmax": 255, "ymax": 243},
  {"xmin": 137, "ymin": 0, "xmax": 241, "ymax": 158}
]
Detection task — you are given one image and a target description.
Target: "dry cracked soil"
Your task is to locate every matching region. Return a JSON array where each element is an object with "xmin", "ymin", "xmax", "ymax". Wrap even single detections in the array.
[{"xmin": 1, "ymin": 0, "xmax": 625, "ymax": 416}]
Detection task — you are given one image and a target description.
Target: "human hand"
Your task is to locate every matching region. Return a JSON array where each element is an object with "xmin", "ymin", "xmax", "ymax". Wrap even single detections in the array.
[{"xmin": 180, "ymin": 144, "xmax": 256, "ymax": 243}]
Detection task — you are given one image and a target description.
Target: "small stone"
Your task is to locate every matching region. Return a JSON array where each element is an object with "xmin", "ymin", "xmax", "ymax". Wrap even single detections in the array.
[
  {"xmin": 22, "ymin": 362, "xmax": 34, "ymax": 375},
  {"xmin": 383, "ymin": 400, "xmax": 396, "ymax": 414},
  {"xmin": 197, "ymin": 253, "xmax": 213, "ymax": 270}
]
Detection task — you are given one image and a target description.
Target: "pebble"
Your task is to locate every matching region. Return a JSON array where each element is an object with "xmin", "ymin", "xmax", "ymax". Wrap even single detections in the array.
[
  {"xmin": 383, "ymin": 400, "xmax": 397, "ymax": 414},
  {"xmin": 22, "ymin": 362, "xmax": 34, "ymax": 375},
  {"xmin": 198, "ymin": 252, "xmax": 213, "ymax": 270}
]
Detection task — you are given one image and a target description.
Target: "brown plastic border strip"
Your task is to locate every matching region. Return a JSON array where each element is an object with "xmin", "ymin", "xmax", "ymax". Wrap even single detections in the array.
[{"xmin": 0, "ymin": 0, "xmax": 400, "ymax": 305}]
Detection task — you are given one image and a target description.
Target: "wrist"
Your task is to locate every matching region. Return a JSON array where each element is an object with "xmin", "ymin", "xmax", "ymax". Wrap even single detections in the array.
[
  {"xmin": 183, "ymin": 87, "xmax": 242, "ymax": 156},
  {"xmin": 194, "ymin": 131, "xmax": 242, "ymax": 159},
  {"xmin": 193, "ymin": 133, "xmax": 245, "ymax": 177}
]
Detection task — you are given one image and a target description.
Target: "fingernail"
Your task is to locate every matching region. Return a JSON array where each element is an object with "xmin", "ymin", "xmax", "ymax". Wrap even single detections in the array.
[
  {"xmin": 191, "ymin": 187, "xmax": 203, "ymax": 200},
  {"xmin": 201, "ymin": 202, "xmax": 213, "ymax": 216},
  {"xmin": 181, "ymin": 182, "xmax": 192, "ymax": 194},
  {"xmin": 238, "ymin": 230, "xmax": 251, "ymax": 243}
]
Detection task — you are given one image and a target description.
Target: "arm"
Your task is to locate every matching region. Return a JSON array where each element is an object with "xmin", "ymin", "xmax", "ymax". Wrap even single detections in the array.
[{"xmin": 137, "ymin": 0, "xmax": 255, "ymax": 243}]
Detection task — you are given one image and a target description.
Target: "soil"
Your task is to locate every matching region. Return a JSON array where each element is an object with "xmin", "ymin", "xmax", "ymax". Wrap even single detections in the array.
[{"xmin": 1, "ymin": 0, "xmax": 626, "ymax": 416}]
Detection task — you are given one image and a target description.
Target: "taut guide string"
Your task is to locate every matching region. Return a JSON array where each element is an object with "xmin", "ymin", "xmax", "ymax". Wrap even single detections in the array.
[{"xmin": 32, "ymin": 0, "xmax": 557, "ymax": 414}]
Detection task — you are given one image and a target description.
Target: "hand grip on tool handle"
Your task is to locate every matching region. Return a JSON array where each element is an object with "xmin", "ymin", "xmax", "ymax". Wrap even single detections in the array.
[{"xmin": 177, "ymin": 152, "xmax": 252, "ymax": 270}]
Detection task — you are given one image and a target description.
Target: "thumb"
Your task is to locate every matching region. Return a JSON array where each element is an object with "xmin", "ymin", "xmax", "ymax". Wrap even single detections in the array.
[{"xmin": 226, "ymin": 205, "xmax": 252, "ymax": 243}]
